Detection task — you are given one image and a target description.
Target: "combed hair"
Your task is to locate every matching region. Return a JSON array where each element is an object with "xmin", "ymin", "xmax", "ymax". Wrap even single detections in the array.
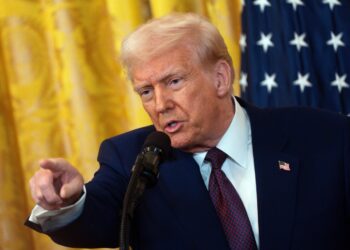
[{"xmin": 120, "ymin": 13, "xmax": 233, "ymax": 81}]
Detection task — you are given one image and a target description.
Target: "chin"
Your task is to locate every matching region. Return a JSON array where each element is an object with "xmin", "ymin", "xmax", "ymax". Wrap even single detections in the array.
[
  {"xmin": 170, "ymin": 141, "xmax": 185, "ymax": 150},
  {"xmin": 169, "ymin": 136, "xmax": 188, "ymax": 150},
  {"xmin": 170, "ymin": 138, "xmax": 197, "ymax": 153}
]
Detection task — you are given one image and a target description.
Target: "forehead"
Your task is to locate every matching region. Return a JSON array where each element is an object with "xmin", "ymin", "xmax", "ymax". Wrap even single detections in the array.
[{"xmin": 131, "ymin": 47, "xmax": 196, "ymax": 83}]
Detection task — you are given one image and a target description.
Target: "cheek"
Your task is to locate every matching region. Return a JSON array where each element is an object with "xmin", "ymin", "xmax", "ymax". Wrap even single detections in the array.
[
  {"xmin": 190, "ymin": 96, "xmax": 218, "ymax": 129},
  {"xmin": 186, "ymin": 89, "xmax": 214, "ymax": 116},
  {"xmin": 143, "ymin": 104, "xmax": 158, "ymax": 123}
]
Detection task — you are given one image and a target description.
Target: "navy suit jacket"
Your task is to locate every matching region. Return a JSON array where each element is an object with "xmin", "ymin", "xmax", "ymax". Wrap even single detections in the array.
[{"xmin": 26, "ymin": 98, "xmax": 350, "ymax": 250}]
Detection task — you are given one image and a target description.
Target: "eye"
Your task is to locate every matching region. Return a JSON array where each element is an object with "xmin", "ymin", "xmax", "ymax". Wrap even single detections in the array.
[
  {"xmin": 170, "ymin": 78, "xmax": 180, "ymax": 85},
  {"xmin": 169, "ymin": 78, "xmax": 183, "ymax": 89},
  {"xmin": 138, "ymin": 88, "xmax": 153, "ymax": 101}
]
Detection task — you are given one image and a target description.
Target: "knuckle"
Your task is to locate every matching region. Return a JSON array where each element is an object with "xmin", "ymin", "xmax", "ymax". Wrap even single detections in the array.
[
  {"xmin": 34, "ymin": 169, "xmax": 49, "ymax": 179},
  {"xmin": 37, "ymin": 181, "xmax": 54, "ymax": 194},
  {"xmin": 37, "ymin": 179, "xmax": 50, "ymax": 190}
]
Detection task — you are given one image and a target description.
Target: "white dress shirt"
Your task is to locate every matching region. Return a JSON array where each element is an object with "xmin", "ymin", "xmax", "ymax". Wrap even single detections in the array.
[
  {"xmin": 193, "ymin": 97, "xmax": 259, "ymax": 247},
  {"xmin": 30, "ymin": 97, "xmax": 260, "ymax": 247},
  {"xmin": 29, "ymin": 186, "xmax": 86, "ymax": 231}
]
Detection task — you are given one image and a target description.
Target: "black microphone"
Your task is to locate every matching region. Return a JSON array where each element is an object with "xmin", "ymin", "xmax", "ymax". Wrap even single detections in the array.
[
  {"xmin": 133, "ymin": 131, "xmax": 171, "ymax": 187},
  {"xmin": 119, "ymin": 131, "xmax": 171, "ymax": 250}
]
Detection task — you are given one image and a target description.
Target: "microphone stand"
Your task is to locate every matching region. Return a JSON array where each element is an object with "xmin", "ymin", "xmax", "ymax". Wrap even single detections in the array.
[{"xmin": 119, "ymin": 147, "xmax": 162, "ymax": 250}]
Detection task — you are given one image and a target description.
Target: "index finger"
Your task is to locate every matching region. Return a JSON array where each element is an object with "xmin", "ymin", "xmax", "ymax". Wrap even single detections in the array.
[{"xmin": 39, "ymin": 158, "xmax": 65, "ymax": 173}]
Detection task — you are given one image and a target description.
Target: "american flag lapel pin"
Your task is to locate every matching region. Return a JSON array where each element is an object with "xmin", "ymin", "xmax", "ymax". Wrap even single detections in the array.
[{"xmin": 278, "ymin": 160, "xmax": 291, "ymax": 171}]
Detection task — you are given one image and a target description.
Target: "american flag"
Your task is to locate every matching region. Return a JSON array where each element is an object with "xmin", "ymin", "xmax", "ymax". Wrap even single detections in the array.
[
  {"xmin": 278, "ymin": 160, "xmax": 291, "ymax": 171},
  {"xmin": 240, "ymin": 0, "xmax": 350, "ymax": 116}
]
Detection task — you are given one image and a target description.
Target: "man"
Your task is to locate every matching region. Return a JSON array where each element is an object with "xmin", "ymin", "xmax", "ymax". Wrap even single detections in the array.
[{"xmin": 26, "ymin": 13, "xmax": 350, "ymax": 250}]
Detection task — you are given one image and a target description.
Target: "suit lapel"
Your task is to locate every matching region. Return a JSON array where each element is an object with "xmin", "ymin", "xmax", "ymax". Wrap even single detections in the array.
[
  {"xmin": 143, "ymin": 98, "xmax": 300, "ymax": 249},
  {"xmin": 242, "ymin": 100, "xmax": 300, "ymax": 250},
  {"xmin": 157, "ymin": 149, "xmax": 230, "ymax": 250}
]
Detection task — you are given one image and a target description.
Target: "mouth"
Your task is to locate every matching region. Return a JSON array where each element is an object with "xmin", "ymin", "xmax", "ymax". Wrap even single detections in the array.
[{"xmin": 164, "ymin": 120, "xmax": 182, "ymax": 133}]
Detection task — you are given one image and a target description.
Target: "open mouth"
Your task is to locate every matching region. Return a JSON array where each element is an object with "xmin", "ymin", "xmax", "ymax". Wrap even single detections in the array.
[
  {"xmin": 168, "ymin": 121, "xmax": 177, "ymax": 128},
  {"xmin": 164, "ymin": 121, "xmax": 181, "ymax": 133}
]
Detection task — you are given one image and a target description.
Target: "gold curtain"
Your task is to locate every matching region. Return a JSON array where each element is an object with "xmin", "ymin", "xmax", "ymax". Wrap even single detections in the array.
[{"xmin": 0, "ymin": 0, "xmax": 241, "ymax": 249}]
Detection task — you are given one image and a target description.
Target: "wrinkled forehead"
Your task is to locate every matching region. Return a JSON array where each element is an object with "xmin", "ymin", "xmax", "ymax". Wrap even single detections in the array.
[
  {"xmin": 130, "ymin": 47, "xmax": 197, "ymax": 83},
  {"xmin": 128, "ymin": 45, "xmax": 216, "ymax": 84}
]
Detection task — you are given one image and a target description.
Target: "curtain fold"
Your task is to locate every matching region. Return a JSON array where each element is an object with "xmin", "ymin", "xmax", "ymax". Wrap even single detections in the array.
[
  {"xmin": 0, "ymin": 0, "xmax": 241, "ymax": 249},
  {"xmin": 0, "ymin": 46, "xmax": 34, "ymax": 250}
]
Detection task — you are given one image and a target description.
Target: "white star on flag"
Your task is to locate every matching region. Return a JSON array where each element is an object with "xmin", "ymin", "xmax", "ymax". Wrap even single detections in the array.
[
  {"xmin": 294, "ymin": 72, "xmax": 312, "ymax": 92},
  {"xmin": 240, "ymin": 0, "xmax": 350, "ymax": 115},
  {"xmin": 287, "ymin": 0, "xmax": 304, "ymax": 11},
  {"xmin": 327, "ymin": 32, "xmax": 345, "ymax": 51},
  {"xmin": 331, "ymin": 73, "xmax": 349, "ymax": 93},
  {"xmin": 254, "ymin": 0, "xmax": 271, "ymax": 13},
  {"xmin": 240, "ymin": 34, "xmax": 247, "ymax": 52},
  {"xmin": 290, "ymin": 32, "xmax": 308, "ymax": 51},
  {"xmin": 261, "ymin": 73, "xmax": 278, "ymax": 93},
  {"xmin": 323, "ymin": 0, "xmax": 341, "ymax": 10},
  {"xmin": 257, "ymin": 32, "xmax": 274, "ymax": 53},
  {"xmin": 240, "ymin": 72, "xmax": 248, "ymax": 92}
]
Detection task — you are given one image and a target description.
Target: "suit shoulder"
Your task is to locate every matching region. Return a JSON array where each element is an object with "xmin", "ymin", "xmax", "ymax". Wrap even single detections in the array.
[
  {"xmin": 95, "ymin": 125, "xmax": 156, "ymax": 177},
  {"xmin": 239, "ymin": 97, "xmax": 347, "ymax": 128},
  {"xmin": 248, "ymin": 104, "xmax": 348, "ymax": 140},
  {"xmin": 97, "ymin": 125, "xmax": 155, "ymax": 164},
  {"xmin": 102, "ymin": 125, "xmax": 155, "ymax": 147},
  {"xmin": 276, "ymin": 107, "xmax": 347, "ymax": 128},
  {"xmin": 266, "ymin": 107, "xmax": 348, "ymax": 145}
]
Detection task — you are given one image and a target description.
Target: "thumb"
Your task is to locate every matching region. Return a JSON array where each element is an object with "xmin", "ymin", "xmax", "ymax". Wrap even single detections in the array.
[{"xmin": 60, "ymin": 174, "xmax": 84, "ymax": 200}]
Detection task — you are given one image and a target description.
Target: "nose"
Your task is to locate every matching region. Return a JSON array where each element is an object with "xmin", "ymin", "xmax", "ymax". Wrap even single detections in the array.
[{"xmin": 154, "ymin": 87, "xmax": 172, "ymax": 113}]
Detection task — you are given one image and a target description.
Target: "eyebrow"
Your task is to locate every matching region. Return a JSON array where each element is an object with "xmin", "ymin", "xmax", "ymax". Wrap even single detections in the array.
[
  {"xmin": 158, "ymin": 73, "xmax": 179, "ymax": 83},
  {"xmin": 133, "ymin": 74, "xmax": 174, "ymax": 93},
  {"xmin": 133, "ymin": 67, "xmax": 188, "ymax": 92}
]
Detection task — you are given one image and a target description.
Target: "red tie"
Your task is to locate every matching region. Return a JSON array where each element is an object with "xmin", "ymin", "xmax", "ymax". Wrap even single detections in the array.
[{"xmin": 206, "ymin": 147, "xmax": 257, "ymax": 250}]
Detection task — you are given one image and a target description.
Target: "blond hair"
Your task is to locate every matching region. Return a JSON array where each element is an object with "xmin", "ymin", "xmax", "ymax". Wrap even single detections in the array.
[{"xmin": 120, "ymin": 13, "xmax": 233, "ymax": 82}]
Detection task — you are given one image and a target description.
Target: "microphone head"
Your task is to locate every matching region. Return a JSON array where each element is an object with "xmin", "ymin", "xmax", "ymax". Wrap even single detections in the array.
[{"xmin": 142, "ymin": 131, "xmax": 171, "ymax": 160}]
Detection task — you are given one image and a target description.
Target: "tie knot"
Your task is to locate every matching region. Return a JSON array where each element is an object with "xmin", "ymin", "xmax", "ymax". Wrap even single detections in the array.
[{"xmin": 205, "ymin": 147, "xmax": 227, "ymax": 169}]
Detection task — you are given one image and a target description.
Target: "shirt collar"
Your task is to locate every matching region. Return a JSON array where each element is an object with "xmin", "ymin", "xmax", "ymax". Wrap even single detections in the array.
[{"xmin": 193, "ymin": 97, "xmax": 251, "ymax": 168}]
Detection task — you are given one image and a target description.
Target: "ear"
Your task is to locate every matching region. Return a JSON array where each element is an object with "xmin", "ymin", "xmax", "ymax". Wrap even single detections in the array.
[{"xmin": 213, "ymin": 60, "xmax": 233, "ymax": 97}]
